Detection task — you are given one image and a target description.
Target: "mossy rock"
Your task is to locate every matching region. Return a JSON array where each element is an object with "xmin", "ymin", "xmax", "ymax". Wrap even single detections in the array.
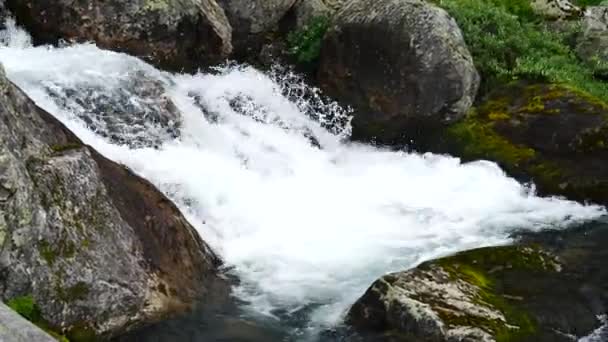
[
  {"xmin": 347, "ymin": 244, "xmax": 602, "ymax": 341},
  {"xmin": 442, "ymin": 82, "xmax": 608, "ymax": 204}
]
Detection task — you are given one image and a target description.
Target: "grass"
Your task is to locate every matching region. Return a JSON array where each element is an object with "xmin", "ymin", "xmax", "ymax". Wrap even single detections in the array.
[{"xmin": 434, "ymin": 0, "xmax": 608, "ymax": 100}]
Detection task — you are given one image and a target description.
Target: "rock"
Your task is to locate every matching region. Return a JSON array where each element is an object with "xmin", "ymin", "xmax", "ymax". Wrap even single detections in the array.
[
  {"xmin": 531, "ymin": 0, "xmax": 582, "ymax": 20},
  {"xmin": 290, "ymin": 0, "xmax": 332, "ymax": 29},
  {"xmin": 577, "ymin": 6, "xmax": 608, "ymax": 77},
  {"xmin": 6, "ymin": 0, "xmax": 233, "ymax": 71},
  {"xmin": 437, "ymin": 82, "xmax": 608, "ymax": 205},
  {"xmin": 45, "ymin": 70, "xmax": 181, "ymax": 149},
  {"xmin": 0, "ymin": 301, "xmax": 56, "ymax": 342},
  {"xmin": 0, "ymin": 64, "xmax": 226, "ymax": 340},
  {"xmin": 317, "ymin": 0, "xmax": 479, "ymax": 148},
  {"xmin": 348, "ymin": 244, "xmax": 603, "ymax": 341},
  {"xmin": 216, "ymin": 0, "xmax": 297, "ymax": 55}
]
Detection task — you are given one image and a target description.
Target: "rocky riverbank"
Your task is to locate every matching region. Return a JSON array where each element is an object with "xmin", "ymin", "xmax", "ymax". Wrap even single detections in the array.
[{"xmin": 2, "ymin": 0, "xmax": 608, "ymax": 341}]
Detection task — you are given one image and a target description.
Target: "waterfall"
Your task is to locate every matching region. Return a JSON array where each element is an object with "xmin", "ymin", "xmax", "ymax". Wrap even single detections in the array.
[{"xmin": 0, "ymin": 20, "xmax": 604, "ymax": 339}]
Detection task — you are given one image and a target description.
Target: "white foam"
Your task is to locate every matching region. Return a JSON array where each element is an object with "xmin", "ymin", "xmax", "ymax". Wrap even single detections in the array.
[{"xmin": 0, "ymin": 22, "xmax": 604, "ymax": 335}]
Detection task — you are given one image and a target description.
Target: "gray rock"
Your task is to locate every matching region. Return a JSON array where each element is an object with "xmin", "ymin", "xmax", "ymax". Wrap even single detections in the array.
[
  {"xmin": 217, "ymin": 0, "xmax": 297, "ymax": 54},
  {"xmin": 6, "ymin": 0, "xmax": 233, "ymax": 71},
  {"xmin": 317, "ymin": 0, "xmax": 479, "ymax": 148},
  {"xmin": 577, "ymin": 6, "xmax": 608, "ymax": 69},
  {"xmin": 531, "ymin": 0, "xmax": 582, "ymax": 19},
  {"xmin": 290, "ymin": 0, "xmax": 332, "ymax": 28},
  {"xmin": 348, "ymin": 245, "xmax": 602, "ymax": 341},
  {"xmin": 0, "ymin": 64, "xmax": 226, "ymax": 339},
  {"xmin": 0, "ymin": 302, "xmax": 56, "ymax": 342}
]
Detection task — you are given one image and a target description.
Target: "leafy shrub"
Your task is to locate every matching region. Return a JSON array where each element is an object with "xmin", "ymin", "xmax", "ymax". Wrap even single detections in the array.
[
  {"xmin": 287, "ymin": 16, "xmax": 330, "ymax": 65},
  {"xmin": 434, "ymin": 0, "xmax": 608, "ymax": 100}
]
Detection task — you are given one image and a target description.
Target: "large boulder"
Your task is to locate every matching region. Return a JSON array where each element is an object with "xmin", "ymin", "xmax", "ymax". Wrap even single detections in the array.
[
  {"xmin": 437, "ymin": 82, "xmax": 608, "ymax": 205},
  {"xmin": 0, "ymin": 64, "xmax": 226, "ymax": 340},
  {"xmin": 6, "ymin": 0, "xmax": 233, "ymax": 71},
  {"xmin": 318, "ymin": 0, "xmax": 479, "ymax": 148},
  {"xmin": 348, "ymin": 237, "xmax": 607, "ymax": 341},
  {"xmin": 216, "ymin": 0, "xmax": 297, "ymax": 55}
]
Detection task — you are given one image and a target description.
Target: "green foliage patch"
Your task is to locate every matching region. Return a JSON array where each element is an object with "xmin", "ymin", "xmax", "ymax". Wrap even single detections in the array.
[
  {"xmin": 7, "ymin": 295, "xmax": 70, "ymax": 342},
  {"xmin": 434, "ymin": 0, "xmax": 608, "ymax": 100},
  {"xmin": 287, "ymin": 16, "xmax": 330, "ymax": 65}
]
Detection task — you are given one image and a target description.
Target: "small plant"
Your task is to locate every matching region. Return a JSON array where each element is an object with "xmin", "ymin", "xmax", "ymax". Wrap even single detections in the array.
[
  {"xmin": 7, "ymin": 295, "xmax": 40, "ymax": 321},
  {"xmin": 287, "ymin": 16, "xmax": 330, "ymax": 65},
  {"xmin": 434, "ymin": 0, "xmax": 608, "ymax": 100},
  {"xmin": 7, "ymin": 295, "xmax": 70, "ymax": 342}
]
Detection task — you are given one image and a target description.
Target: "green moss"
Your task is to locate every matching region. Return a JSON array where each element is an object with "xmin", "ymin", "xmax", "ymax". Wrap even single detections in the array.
[
  {"xmin": 38, "ymin": 237, "xmax": 77, "ymax": 266},
  {"xmin": 287, "ymin": 16, "xmax": 330, "ymax": 65},
  {"xmin": 7, "ymin": 295, "xmax": 70, "ymax": 342},
  {"xmin": 50, "ymin": 143, "xmax": 82, "ymax": 154},
  {"xmin": 429, "ymin": 246, "xmax": 560, "ymax": 341},
  {"xmin": 67, "ymin": 324, "xmax": 97, "ymax": 342},
  {"xmin": 58, "ymin": 282, "xmax": 90, "ymax": 302},
  {"xmin": 7, "ymin": 295, "xmax": 39, "ymax": 321},
  {"xmin": 448, "ymin": 115, "xmax": 536, "ymax": 167},
  {"xmin": 39, "ymin": 240, "xmax": 58, "ymax": 266}
]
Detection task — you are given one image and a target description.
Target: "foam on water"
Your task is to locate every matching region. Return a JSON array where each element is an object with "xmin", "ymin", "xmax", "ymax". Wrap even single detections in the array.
[{"xmin": 0, "ymin": 20, "xmax": 605, "ymax": 337}]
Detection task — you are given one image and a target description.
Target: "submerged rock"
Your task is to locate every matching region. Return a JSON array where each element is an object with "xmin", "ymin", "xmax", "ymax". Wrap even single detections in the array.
[
  {"xmin": 0, "ymin": 64, "xmax": 226, "ymax": 339},
  {"xmin": 348, "ymin": 244, "xmax": 603, "ymax": 341},
  {"xmin": 318, "ymin": 0, "xmax": 479, "ymax": 148},
  {"xmin": 438, "ymin": 82, "xmax": 608, "ymax": 205},
  {"xmin": 6, "ymin": 0, "xmax": 233, "ymax": 71},
  {"xmin": 45, "ymin": 70, "xmax": 181, "ymax": 149}
]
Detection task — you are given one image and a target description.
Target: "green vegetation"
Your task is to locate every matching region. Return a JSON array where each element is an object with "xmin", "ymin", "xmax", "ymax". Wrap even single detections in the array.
[
  {"xmin": 434, "ymin": 0, "xmax": 608, "ymax": 100},
  {"xmin": 430, "ymin": 246, "xmax": 559, "ymax": 341},
  {"xmin": 287, "ymin": 16, "xmax": 330, "ymax": 65},
  {"xmin": 7, "ymin": 295, "xmax": 70, "ymax": 342}
]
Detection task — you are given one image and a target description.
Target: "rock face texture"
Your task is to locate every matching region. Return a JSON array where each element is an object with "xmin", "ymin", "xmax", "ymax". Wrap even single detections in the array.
[
  {"xmin": 0, "ymin": 65, "xmax": 226, "ymax": 339},
  {"xmin": 318, "ymin": 0, "xmax": 479, "ymax": 148},
  {"xmin": 531, "ymin": 0, "xmax": 582, "ymax": 19},
  {"xmin": 577, "ymin": 6, "xmax": 608, "ymax": 76},
  {"xmin": 348, "ymin": 243, "xmax": 604, "ymax": 341},
  {"xmin": 438, "ymin": 82, "xmax": 608, "ymax": 205},
  {"xmin": 216, "ymin": 0, "xmax": 297, "ymax": 55},
  {"xmin": 46, "ymin": 70, "xmax": 181, "ymax": 149},
  {"xmin": 0, "ymin": 302, "xmax": 56, "ymax": 342},
  {"xmin": 6, "ymin": 0, "xmax": 233, "ymax": 71}
]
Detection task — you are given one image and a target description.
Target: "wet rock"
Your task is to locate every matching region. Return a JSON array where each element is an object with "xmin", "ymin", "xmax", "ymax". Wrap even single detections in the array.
[
  {"xmin": 348, "ymin": 244, "xmax": 602, "ymax": 341},
  {"xmin": 318, "ymin": 0, "xmax": 479, "ymax": 148},
  {"xmin": 46, "ymin": 70, "xmax": 181, "ymax": 148},
  {"xmin": 0, "ymin": 64, "xmax": 227, "ymax": 339},
  {"xmin": 437, "ymin": 82, "xmax": 608, "ymax": 205},
  {"xmin": 6, "ymin": 0, "xmax": 233, "ymax": 71}
]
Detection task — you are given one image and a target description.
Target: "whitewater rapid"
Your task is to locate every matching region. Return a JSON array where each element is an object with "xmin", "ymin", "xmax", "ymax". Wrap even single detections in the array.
[{"xmin": 0, "ymin": 21, "xmax": 605, "ymax": 338}]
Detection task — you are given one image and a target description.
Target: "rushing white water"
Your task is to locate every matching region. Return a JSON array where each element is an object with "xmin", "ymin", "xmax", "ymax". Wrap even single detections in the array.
[{"xmin": 0, "ymin": 20, "xmax": 605, "ymax": 338}]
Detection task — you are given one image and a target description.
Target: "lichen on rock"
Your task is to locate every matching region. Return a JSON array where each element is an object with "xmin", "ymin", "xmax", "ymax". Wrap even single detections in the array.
[
  {"xmin": 347, "ymin": 245, "xmax": 600, "ymax": 341},
  {"xmin": 0, "ymin": 63, "xmax": 227, "ymax": 340},
  {"xmin": 440, "ymin": 82, "xmax": 608, "ymax": 205}
]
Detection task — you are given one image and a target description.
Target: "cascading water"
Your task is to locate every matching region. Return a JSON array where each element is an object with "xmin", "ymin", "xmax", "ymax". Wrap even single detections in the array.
[{"xmin": 0, "ymin": 20, "xmax": 605, "ymax": 340}]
